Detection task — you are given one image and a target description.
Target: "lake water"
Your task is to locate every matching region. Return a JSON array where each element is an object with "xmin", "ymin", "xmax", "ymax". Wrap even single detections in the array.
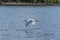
[{"xmin": 0, "ymin": 6, "xmax": 60, "ymax": 40}]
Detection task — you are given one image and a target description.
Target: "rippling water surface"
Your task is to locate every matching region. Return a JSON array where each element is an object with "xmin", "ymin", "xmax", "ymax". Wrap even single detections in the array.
[{"xmin": 0, "ymin": 6, "xmax": 60, "ymax": 40}]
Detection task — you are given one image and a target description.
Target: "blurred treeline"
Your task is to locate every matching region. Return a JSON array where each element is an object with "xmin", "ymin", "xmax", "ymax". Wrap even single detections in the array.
[{"xmin": 0, "ymin": 0, "xmax": 60, "ymax": 3}]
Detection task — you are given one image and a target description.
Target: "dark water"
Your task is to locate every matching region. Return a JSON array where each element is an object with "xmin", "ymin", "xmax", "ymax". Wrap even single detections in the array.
[{"xmin": 0, "ymin": 6, "xmax": 60, "ymax": 40}]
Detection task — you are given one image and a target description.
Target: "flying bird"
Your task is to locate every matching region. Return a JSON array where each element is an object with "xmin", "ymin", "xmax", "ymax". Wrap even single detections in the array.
[{"xmin": 24, "ymin": 18, "xmax": 38, "ymax": 27}]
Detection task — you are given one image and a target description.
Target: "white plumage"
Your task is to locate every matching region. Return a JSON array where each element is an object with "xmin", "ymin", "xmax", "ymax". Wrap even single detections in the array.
[
  {"xmin": 24, "ymin": 18, "xmax": 38, "ymax": 27},
  {"xmin": 27, "ymin": 19, "xmax": 36, "ymax": 25}
]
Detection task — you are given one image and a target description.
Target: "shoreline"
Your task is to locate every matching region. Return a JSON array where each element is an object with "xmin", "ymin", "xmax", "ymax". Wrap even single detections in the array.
[{"xmin": 0, "ymin": 3, "xmax": 60, "ymax": 6}]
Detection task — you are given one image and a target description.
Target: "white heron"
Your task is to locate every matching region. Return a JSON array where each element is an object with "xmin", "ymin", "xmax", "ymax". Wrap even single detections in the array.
[{"xmin": 24, "ymin": 18, "xmax": 38, "ymax": 27}]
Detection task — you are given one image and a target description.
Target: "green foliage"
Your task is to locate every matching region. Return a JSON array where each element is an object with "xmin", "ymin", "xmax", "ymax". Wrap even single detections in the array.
[
  {"xmin": 44, "ymin": 0, "xmax": 59, "ymax": 3},
  {"xmin": 0, "ymin": 0, "xmax": 60, "ymax": 3},
  {"xmin": 40, "ymin": 0, "xmax": 44, "ymax": 3},
  {"xmin": 16, "ymin": 0, "xmax": 20, "ymax": 3},
  {"xmin": 58, "ymin": 0, "xmax": 60, "ymax": 2},
  {"xmin": 32, "ymin": 0, "xmax": 37, "ymax": 3}
]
